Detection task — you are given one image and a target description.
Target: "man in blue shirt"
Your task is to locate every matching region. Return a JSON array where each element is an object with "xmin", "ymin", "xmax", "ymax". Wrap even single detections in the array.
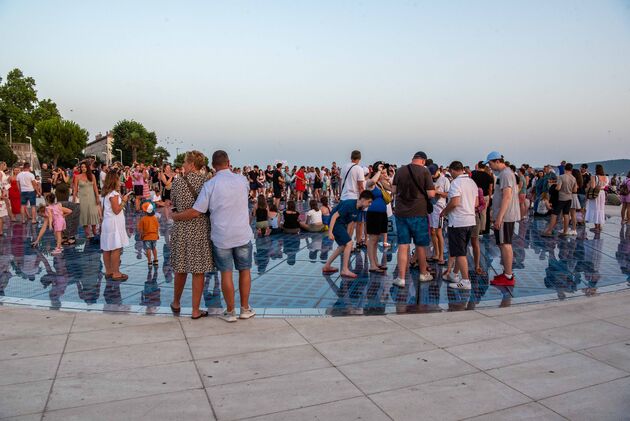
[{"xmin": 321, "ymin": 190, "xmax": 374, "ymax": 278}]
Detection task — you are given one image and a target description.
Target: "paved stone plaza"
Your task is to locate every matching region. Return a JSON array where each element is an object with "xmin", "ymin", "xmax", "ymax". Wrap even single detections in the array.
[{"xmin": 1, "ymin": 290, "xmax": 630, "ymax": 420}]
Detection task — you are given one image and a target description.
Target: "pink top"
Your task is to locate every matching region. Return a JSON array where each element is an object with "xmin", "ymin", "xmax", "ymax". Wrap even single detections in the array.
[{"xmin": 48, "ymin": 203, "xmax": 66, "ymax": 232}]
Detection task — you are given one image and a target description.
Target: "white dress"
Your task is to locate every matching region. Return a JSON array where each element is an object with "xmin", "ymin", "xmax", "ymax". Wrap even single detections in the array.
[
  {"xmin": 585, "ymin": 176, "xmax": 608, "ymax": 225},
  {"xmin": 100, "ymin": 191, "xmax": 129, "ymax": 251}
]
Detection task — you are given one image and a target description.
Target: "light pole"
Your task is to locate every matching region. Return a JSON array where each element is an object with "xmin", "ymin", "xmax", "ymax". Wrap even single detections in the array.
[
  {"xmin": 9, "ymin": 118, "xmax": 12, "ymax": 145},
  {"xmin": 25, "ymin": 136, "xmax": 32, "ymax": 169},
  {"xmin": 116, "ymin": 148, "xmax": 123, "ymax": 164}
]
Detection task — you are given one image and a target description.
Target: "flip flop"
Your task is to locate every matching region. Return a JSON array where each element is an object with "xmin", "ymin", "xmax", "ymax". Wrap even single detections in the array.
[
  {"xmin": 368, "ymin": 268, "xmax": 385, "ymax": 273},
  {"xmin": 322, "ymin": 268, "xmax": 339, "ymax": 274},
  {"xmin": 111, "ymin": 274, "xmax": 128, "ymax": 282},
  {"xmin": 191, "ymin": 310, "xmax": 208, "ymax": 320},
  {"xmin": 170, "ymin": 303, "xmax": 181, "ymax": 314},
  {"xmin": 378, "ymin": 265, "xmax": 388, "ymax": 271}
]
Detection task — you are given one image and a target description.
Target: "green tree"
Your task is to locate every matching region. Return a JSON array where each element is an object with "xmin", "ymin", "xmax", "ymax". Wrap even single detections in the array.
[
  {"xmin": 34, "ymin": 118, "xmax": 88, "ymax": 167},
  {"xmin": 154, "ymin": 146, "xmax": 170, "ymax": 166},
  {"xmin": 0, "ymin": 136, "xmax": 17, "ymax": 165},
  {"xmin": 111, "ymin": 119, "xmax": 157, "ymax": 165},
  {"xmin": 0, "ymin": 69, "xmax": 60, "ymax": 143},
  {"xmin": 174, "ymin": 152, "xmax": 185, "ymax": 167}
]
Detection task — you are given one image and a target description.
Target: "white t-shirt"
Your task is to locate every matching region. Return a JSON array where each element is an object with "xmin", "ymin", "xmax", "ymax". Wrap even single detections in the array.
[
  {"xmin": 340, "ymin": 162, "xmax": 366, "ymax": 200},
  {"xmin": 447, "ymin": 174, "xmax": 478, "ymax": 228},
  {"xmin": 100, "ymin": 171, "xmax": 107, "ymax": 187},
  {"xmin": 306, "ymin": 209, "xmax": 323, "ymax": 225},
  {"xmin": 434, "ymin": 175, "xmax": 451, "ymax": 208},
  {"xmin": 16, "ymin": 171, "xmax": 36, "ymax": 192}
]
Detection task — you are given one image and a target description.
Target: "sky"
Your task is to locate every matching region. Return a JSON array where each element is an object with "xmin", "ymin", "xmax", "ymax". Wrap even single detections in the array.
[{"xmin": 1, "ymin": 0, "xmax": 630, "ymax": 167}]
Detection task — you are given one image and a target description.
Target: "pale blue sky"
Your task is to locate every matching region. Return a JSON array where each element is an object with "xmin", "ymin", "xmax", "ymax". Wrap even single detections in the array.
[{"xmin": 1, "ymin": 0, "xmax": 629, "ymax": 166}]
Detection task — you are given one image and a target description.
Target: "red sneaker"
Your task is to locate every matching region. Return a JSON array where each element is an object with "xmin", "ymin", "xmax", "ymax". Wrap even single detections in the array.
[{"xmin": 491, "ymin": 273, "xmax": 515, "ymax": 287}]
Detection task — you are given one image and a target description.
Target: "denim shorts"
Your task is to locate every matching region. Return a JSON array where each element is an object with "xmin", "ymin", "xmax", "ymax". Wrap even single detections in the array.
[
  {"xmin": 143, "ymin": 240, "xmax": 157, "ymax": 251},
  {"xmin": 213, "ymin": 242, "xmax": 253, "ymax": 272},
  {"xmin": 395, "ymin": 215, "xmax": 430, "ymax": 246},
  {"xmin": 20, "ymin": 191, "xmax": 36, "ymax": 206},
  {"xmin": 333, "ymin": 223, "xmax": 352, "ymax": 246}
]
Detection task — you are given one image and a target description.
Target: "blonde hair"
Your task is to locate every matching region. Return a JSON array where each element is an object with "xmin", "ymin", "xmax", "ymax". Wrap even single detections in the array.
[{"xmin": 185, "ymin": 150, "xmax": 206, "ymax": 170}]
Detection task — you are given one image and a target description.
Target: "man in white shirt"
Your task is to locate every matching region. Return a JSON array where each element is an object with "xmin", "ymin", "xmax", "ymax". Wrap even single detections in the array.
[
  {"xmin": 173, "ymin": 150, "xmax": 255, "ymax": 323},
  {"xmin": 340, "ymin": 150, "xmax": 366, "ymax": 247},
  {"xmin": 440, "ymin": 161, "xmax": 478, "ymax": 290},
  {"xmin": 16, "ymin": 162, "xmax": 38, "ymax": 224}
]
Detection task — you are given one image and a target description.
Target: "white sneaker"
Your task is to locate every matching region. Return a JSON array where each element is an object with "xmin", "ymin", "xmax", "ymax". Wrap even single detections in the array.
[
  {"xmin": 448, "ymin": 278, "xmax": 472, "ymax": 290},
  {"xmin": 219, "ymin": 310, "xmax": 237, "ymax": 323},
  {"xmin": 418, "ymin": 272, "xmax": 434, "ymax": 282},
  {"xmin": 568, "ymin": 230, "xmax": 578, "ymax": 236},
  {"xmin": 392, "ymin": 278, "xmax": 405, "ymax": 287},
  {"xmin": 239, "ymin": 307, "xmax": 256, "ymax": 319},
  {"xmin": 446, "ymin": 272, "xmax": 461, "ymax": 283}
]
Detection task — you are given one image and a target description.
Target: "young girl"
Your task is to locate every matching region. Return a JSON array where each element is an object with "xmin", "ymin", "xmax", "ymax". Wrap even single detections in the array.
[
  {"xmin": 268, "ymin": 203, "xmax": 281, "ymax": 235},
  {"xmin": 253, "ymin": 195, "xmax": 270, "ymax": 237},
  {"xmin": 32, "ymin": 194, "xmax": 73, "ymax": 255},
  {"xmin": 282, "ymin": 200, "xmax": 300, "ymax": 234},
  {"xmin": 101, "ymin": 171, "xmax": 132, "ymax": 281},
  {"xmin": 300, "ymin": 199, "xmax": 324, "ymax": 232}
]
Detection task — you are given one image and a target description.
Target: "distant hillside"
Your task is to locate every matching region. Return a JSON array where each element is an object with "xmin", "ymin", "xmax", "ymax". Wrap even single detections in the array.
[{"xmin": 582, "ymin": 159, "xmax": 630, "ymax": 176}]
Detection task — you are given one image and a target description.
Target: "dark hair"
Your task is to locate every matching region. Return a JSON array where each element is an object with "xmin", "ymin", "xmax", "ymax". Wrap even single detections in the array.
[
  {"xmin": 101, "ymin": 171, "xmax": 120, "ymax": 197},
  {"xmin": 45, "ymin": 193, "xmax": 56, "ymax": 205},
  {"xmin": 212, "ymin": 150, "xmax": 229, "ymax": 167},
  {"xmin": 269, "ymin": 203, "xmax": 278, "ymax": 212},
  {"xmin": 287, "ymin": 200, "xmax": 296, "ymax": 211},
  {"xmin": 477, "ymin": 161, "xmax": 486, "ymax": 169},
  {"xmin": 564, "ymin": 163, "xmax": 573, "ymax": 171},
  {"xmin": 449, "ymin": 161, "xmax": 464, "ymax": 171},
  {"xmin": 581, "ymin": 163, "xmax": 588, "ymax": 169},
  {"xmin": 572, "ymin": 168, "xmax": 583, "ymax": 188},
  {"xmin": 595, "ymin": 164, "xmax": 605, "ymax": 176},
  {"xmin": 309, "ymin": 199, "xmax": 319, "ymax": 211},
  {"xmin": 276, "ymin": 163, "xmax": 282, "ymax": 169},
  {"xmin": 80, "ymin": 161, "xmax": 94, "ymax": 182},
  {"xmin": 359, "ymin": 190, "xmax": 374, "ymax": 200},
  {"xmin": 257, "ymin": 194, "xmax": 267, "ymax": 210},
  {"xmin": 321, "ymin": 196, "xmax": 329, "ymax": 207},
  {"xmin": 350, "ymin": 150, "xmax": 361, "ymax": 161}
]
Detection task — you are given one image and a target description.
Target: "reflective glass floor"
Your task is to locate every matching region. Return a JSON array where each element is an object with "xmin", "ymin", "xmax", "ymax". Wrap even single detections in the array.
[{"xmin": 1, "ymin": 204, "xmax": 629, "ymax": 316}]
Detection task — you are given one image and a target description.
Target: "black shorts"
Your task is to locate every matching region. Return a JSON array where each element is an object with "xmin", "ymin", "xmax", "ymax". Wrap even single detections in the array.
[
  {"xmin": 552, "ymin": 200, "xmax": 571, "ymax": 216},
  {"xmin": 448, "ymin": 225, "xmax": 473, "ymax": 257},
  {"xmin": 273, "ymin": 187, "xmax": 282, "ymax": 199},
  {"xmin": 366, "ymin": 211, "xmax": 388, "ymax": 235},
  {"xmin": 133, "ymin": 185, "xmax": 144, "ymax": 196},
  {"xmin": 41, "ymin": 183, "xmax": 52, "ymax": 194},
  {"xmin": 494, "ymin": 221, "xmax": 515, "ymax": 245}
]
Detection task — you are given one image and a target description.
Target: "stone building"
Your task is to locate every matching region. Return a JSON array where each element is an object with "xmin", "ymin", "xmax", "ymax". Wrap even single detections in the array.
[{"xmin": 84, "ymin": 131, "xmax": 114, "ymax": 165}]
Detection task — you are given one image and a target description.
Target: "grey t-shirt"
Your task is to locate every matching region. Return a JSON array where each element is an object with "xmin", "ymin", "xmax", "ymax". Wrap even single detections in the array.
[
  {"xmin": 492, "ymin": 168, "xmax": 520, "ymax": 223},
  {"xmin": 557, "ymin": 173, "xmax": 577, "ymax": 201}
]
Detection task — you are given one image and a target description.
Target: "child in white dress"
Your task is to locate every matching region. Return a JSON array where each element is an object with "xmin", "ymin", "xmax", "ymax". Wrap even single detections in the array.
[{"xmin": 100, "ymin": 171, "xmax": 132, "ymax": 281}]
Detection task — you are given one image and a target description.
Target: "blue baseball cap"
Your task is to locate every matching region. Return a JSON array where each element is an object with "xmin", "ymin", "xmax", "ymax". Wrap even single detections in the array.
[{"xmin": 483, "ymin": 151, "xmax": 503, "ymax": 164}]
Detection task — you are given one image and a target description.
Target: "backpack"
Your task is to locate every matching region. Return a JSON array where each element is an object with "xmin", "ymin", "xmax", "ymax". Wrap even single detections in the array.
[{"xmin": 619, "ymin": 181, "xmax": 629, "ymax": 197}]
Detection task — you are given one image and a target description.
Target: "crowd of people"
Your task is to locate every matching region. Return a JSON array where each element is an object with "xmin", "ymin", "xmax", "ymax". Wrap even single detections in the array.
[{"xmin": 0, "ymin": 151, "xmax": 628, "ymax": 322}]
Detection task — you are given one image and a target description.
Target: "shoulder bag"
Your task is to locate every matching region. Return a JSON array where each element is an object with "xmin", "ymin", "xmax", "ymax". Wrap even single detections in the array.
[{"xmin": 341, "ymin": 164, "xmax": 357, "ymax": 194}]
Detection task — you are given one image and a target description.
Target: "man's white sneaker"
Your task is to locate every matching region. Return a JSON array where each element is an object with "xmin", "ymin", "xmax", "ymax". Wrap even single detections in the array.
[
  {"xmin": 418, "ymin": 272, "xmax": 434, "ymax": 282},
  {"xmin": 568, "ymin": 230, "xmax": 578, "ymax": 236},
  {"xmin": 392, "ymin": 278, "xmax": 405, "ymax": 287},
  {"xmin": 446, "ymin": 272, "xmax": 461, "ymax": 283},
  {"xmin": 220, "ymin": 310, "xmax": 237, "ymax": 323},
  {"xmin": 239, "ymin": 307, "xmax": 256, "ymax": 319},
  {"xmin": 448, "ymin": 278, "xmax": 472, "ymax": 290}
]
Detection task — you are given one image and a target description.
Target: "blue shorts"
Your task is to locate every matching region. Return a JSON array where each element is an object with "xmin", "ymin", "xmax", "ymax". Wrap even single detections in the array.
[
  {"xmin": 577, "ymin": 194, "xmax": 586, "ymax": 208},
  {"xmin": 213, "ymin": 242, "xmax": 253, "ymax": 272},
  {"xmin": 333, "ymin": 223, "xmax": 352, "ymax": 247},
  {"xmin": 395, "ymin": 215, "xmax": 430, "ymax": 246},
  {"xmin": 143, "ymin": 240, "xmax": 157, "ymax": 251},
  {"xmin": 20, "ymin": 191, "xmax": 36, "ymax": 206},
  {"xmin": 357, "ymin": 210, "xmax": 367, "ymax": 223}
]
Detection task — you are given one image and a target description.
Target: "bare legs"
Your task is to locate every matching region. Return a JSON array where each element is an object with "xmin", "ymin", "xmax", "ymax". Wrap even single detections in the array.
[
  {"xmin": 322, "ymin": 243, "xmax": 356, "ymax": 278},
  {"xmin": 220, "ymin": 269, "xmax": 252, "ymax": 312},
  {"xmin": 430, "ymin": 227, "xmax": 444, "ymax": 263},
  {"xmin": 397, "ymin": 244, "xmax": 429, "ymax": 281},
  {"xmin": 171, "ymin": 272, "xmax": 205, "ymax": 317},
  {"xmin": 499, "ymin": 244, "xmax": 513, "ymax": 276},
  {"xmin": 103, "ymin": 248, "xmax": 123, "ymax": 277}
]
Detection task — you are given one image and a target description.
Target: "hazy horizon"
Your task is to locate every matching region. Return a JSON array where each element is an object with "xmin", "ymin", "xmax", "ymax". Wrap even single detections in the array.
[{"xmin": 1, "ymin": 0, "xmax": 630, "ymax": 167}]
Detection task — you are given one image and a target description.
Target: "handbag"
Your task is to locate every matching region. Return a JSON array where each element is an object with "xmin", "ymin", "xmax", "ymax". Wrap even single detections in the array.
[
  {"xmin": 378, "ymin": 183, "xmax": 392, "ymax": 204},
  {"xmin": 406, "ymin": 165, "xmax": 433, "ymax": 214}
]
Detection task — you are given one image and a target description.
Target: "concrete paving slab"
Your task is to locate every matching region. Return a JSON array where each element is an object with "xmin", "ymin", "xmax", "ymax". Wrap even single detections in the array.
[
  {"xmin": 540, "ymin": 376, "xmax": 630, "ymax": 421},
  {"xmin": 338, "ymin": 348, "xmax": 478, "ymax": 394},
  {"xmin": 446, "ymin": 334, "xmax": 569, "ymax": 370},
  {"xmin": 188, "ymin": 326, "xmax": 307, "ymax": 360},
  {"xmin": 369, "ymin": 372, "xmax": 530, "ymax": 421},
  {"xmin": 465, "ymin": 402, "xmax": 566, "ymax": 420},
  {"xmin": 0, "ymin": 380, "xmax": 52, "ymax": 418},
  {"xmin": 287, "ymin": 316, "xmax": 402, "ymax": 343},
  {"xmin": 244, "ymin": 396, "xmax": 389, "ymax": 421},
  {"xmin": 57, "ymin": 339, "xmax": 191, "ymax": 378},
  {"xmin": 605, "ymin": 313, "xmax": 630, "ymax": 329},
  {"xmin": 70, "ymin": 311, "xmax": 173, "ymax": 333},
  {"xmin": 386, "ymin": 310, "xmax": 485, "ymax": 329},
  {"xmin": 487, "ymin": 352, "xmax": 627, "ymax": 400},
  {"xmin": 498, "ymin": 306, "xmax": 595, "ymax": 332},
  {"xmin": 0, "ymin": 308, "xmax": 74, "ymax": 340},
  {"xmin": 64, "ymin": 321, "xmax": 184, "ymax": 352},
  {"xmin": 180, "ymin": 317, "xmax": 289, "ymax": 339},
  {"xmin": 0, "ymin": 354, "xmax": 61, "ymax": 386},
  {"xmin": 197, "ymin": 344, "xmax": 331, "ymax": 387},
  {"xmin": 42, "ymin": 389, "xmax": 215, "ymax": 421},
  {"xmin": 205, "ymin": 367, "xmax": 362, "ymax": 420},
  {"xmin": 580, "ymin": 341, "xmax": 630, "ymax": 372},
  {"xmin": 0, "ymin": 334, "xmax": 67, "ymax": 361},
  {"xmin": 413, "ymin": 317, "xmax": 523, "ymax": 348},
  {"xmin": 47, "ymin": 361, "xmax": 202, "ymax": 411},
  {"xmin": 536, "ymin": 319, "xmax": 630, "ymax": 350},
  {"xmin": 313, "ymin": 330, "xmax": 436, "ymax": 366}
]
